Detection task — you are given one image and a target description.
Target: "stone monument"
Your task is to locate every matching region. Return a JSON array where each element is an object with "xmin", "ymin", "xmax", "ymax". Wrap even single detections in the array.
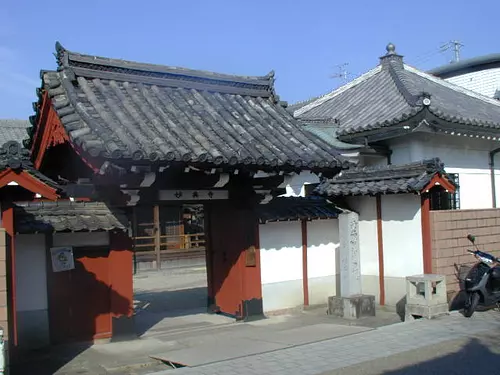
[{"xmin": 327, "ymin": 211, "xmax": 376, "ymax": 319}]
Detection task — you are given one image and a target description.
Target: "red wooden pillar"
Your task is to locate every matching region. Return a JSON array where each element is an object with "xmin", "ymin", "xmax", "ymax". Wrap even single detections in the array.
[
  {"xmin": 421, "ymin": 194, "xmax": 432, "ymax": 274},
  {"xmin": 301, "ymin": 220, "xmax": 309, "ymax": 307},
  {"xmin": 241, "ymin": 215, "xmax": 264, "ymax": 320},
  {"xmin": 109, "ymin": 231, "xmax": 135, "ymax": 338},
  {"xmin": 376, "ymin": 195, "xmax": 385, "ymax": 306},
  {"xmin": 1, "ymin": 206, "xmax": 17, "ymax": 351}
]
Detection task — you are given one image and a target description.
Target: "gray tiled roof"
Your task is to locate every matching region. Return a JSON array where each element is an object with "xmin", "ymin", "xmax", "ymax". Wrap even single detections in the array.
[
  {"xmin": 0, "ymin": 119, "xmax": 30, "ymax": 145},
  {"xmin": 0, "ymin": 140, "xmax": 59, "ymax": 189},
  {"xmin": 257, "ymin": 197, "xmax": 341, "ymax": 223},
  {"xmin": 14, "ymin": 201, "xmax": 128, "ymax": 233},
  {"xmin": 315, "ymin": 158, "xmax": 456, "ymax": 196},
  {"xmin": 294, "ymin": 45, "xmax": 500, "ymax": 138},
  {"xmin": 28, "ymin": 42, "xmax": 351, "ymax": 170}
]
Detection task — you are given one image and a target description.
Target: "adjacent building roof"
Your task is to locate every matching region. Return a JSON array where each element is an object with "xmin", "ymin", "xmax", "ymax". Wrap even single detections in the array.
[
  {"xmin": 428, "ymin": 53, "xmax": 500, "ymax": 79},
  {"xmin": 257, "ymin": 197, "xmax": 341, "ymax": 223},
  {"xmin": 0, "ymin": 140, "xmax": 59, "ymax": 190},
  {"xmin": 293, "ymin": 44, "xmax": 500, "ymax": 141},
  {"xmin": 315, "ymin": 158, "xmax": 456, "ymax": 196},
  {"xmin": 28, "ymin": 42, "xmax": 351, "ymax": 171},
  {"xmin": 14, "ymin": 201, "xmax": 128, "ymax": 233},
  {"xmin": 0, "ymin": 119, "xmax": 30, "ymax": 145}
]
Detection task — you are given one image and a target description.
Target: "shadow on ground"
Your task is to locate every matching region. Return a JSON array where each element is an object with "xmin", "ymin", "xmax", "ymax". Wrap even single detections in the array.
[
  {"xmin": 383, "ymin": 337, "xmax": 500, "ymax": 374},
  {"xmin": 134, "ymin": 286, "xmax": 209, "ymax": 336},
  {"xmin": 11, "ymin": 343, "xmax": 90, "ymax": 375}
]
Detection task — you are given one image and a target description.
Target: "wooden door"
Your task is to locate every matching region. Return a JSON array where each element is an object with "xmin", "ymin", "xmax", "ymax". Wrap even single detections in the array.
[
  {"xmin": 208, "ymin": 204, "xmax": 254, "ymax": 319},
  {"xmin": 49, "ymin": 247, "xmax": 111, "ymax": 344}
]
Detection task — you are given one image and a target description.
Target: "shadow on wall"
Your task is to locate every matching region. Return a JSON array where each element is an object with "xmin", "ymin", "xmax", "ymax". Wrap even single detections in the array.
[
  {"xmin": 382, "ymin": 337, "xmax": 500, "ymax": 374},
  {"xmin": 12, "ymin": 252, "xmax": 132, "ymax": 375}
]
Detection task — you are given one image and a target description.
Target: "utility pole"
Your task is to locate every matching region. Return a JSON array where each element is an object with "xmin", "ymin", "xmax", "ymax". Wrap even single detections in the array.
[
  {"xmin": 330, "ymin": 63, "xmax": 351, "ymax": 85},
  {"xmin": 440, "ymin": 40, "xmax": 464, "ymax": 63},
  {"xmin": 451, "ymin": 40, "xmax": 464, "ymax": 62}
]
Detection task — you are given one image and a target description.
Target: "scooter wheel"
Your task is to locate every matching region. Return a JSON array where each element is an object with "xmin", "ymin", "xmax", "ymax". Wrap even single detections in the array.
[{"xmin": 463, "ymin": 292, "xmax": 480, "ymax": 318}]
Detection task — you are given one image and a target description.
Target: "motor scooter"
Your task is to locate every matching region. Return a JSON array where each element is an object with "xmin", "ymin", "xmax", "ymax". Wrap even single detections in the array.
[{"xmin": 462, "ymin": 234, "xmax": 500, "ymax": 317}]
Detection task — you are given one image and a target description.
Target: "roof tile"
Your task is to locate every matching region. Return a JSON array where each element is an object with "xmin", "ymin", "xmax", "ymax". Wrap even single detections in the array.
[
  {"xmin": 315, "ymin": 158, "xmax": 456, "ymax": 196},
  {"xmin": 28, "ymin": 43, "xmax": 351, "ymax": 170},
  {"xmin": 14, "ymin": 201, "xmax": 128, "ymax": 233}
]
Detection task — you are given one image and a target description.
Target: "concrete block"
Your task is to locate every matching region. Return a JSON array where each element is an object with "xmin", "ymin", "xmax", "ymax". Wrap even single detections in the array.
[
  {"xmin": 406, "ymin": 274, "xmax": 447, "ymax": 306},
  {"xmin": 405, "ymin": 303, "xmax": 449, "ymax": 321},
  {"xmin": 327, "ymin": 294, "xmax": 376, "ymax": 319},
  {"xmin": 405, "ymin": 274, "xmax": 449, "ymax": 321}
]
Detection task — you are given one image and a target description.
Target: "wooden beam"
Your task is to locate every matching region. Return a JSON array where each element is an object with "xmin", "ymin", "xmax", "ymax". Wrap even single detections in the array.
[
  {"xmin": 0, "ymin": 169, "xmax": 58, "ymax": 200},
  {"xmin": 153, "ymin": 205, "xmax": 161, "ymax": 270},
  {"xmin": 421, "ymin": 174, "xmax": 456, "ymax": 194},
  {"xmin": 421, "ymin": 194, "xmax": 432, "ymax": 274},
  {"xmin": 301, "ymin": 219, "xmax": 309, "ymax": 307},
  {"xmin": 376, "ymin": 195, "xmax": 385, "ymax": 306}
]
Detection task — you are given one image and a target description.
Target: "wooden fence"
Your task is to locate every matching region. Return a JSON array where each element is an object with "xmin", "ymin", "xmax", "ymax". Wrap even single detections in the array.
[{"xmin": 132, "ymin": 232, "xmax": 206, "ymax": 270}]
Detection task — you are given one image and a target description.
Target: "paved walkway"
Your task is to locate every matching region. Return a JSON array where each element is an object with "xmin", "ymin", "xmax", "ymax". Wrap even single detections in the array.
[{"xmin": 150, "ymin": 311, "xmax": 500, "ymax": 375}]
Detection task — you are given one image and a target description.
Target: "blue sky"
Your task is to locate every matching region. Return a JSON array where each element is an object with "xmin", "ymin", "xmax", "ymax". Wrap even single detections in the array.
[{"xmin": 1, "ymin": 0, "xmax": 498, "ymax": 118}]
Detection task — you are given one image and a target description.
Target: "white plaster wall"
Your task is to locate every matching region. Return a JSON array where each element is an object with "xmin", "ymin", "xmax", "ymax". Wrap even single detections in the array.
[
  {"xmin": 381, "ymin": 194, "xmax": 423, "ymax": 306},
  {"xmin": 388, "ymin": 133, "xmax": 500, "ymax": 209},
  {"xmin": 15, "ymin": 234, "xmax": 49, "ymax": 348},
  {"xmin": 345, "ymin": 196, "xmax": 380, "ymax": 301},
  {"xmin": 280, "ymin": 171, "xmax": 320, "ymax": 197},
  {"xmin": 16, "ymin": 234, "xmax": 47, "ymax": 312},
  {"xmin": 306, "ymin": 219, "xmax": 339, "ymax": 305},
  {"xmin": 53, "ymin": 232, "xmax": 110, "ymax": 247},
  {"xmin": 445, "ymin": 68, "xmax": 500, "ymax": 98},
  {"xmin": 259, "ymin": 221, "xmax": 303, "ymax": 312}
]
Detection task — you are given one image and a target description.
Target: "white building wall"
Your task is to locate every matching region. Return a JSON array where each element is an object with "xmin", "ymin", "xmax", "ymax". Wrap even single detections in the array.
[
  {"xmin": 280, "ymin": 171, "xmax": 320, "ymax": 197},
  {"xmin": 15, "ymin": 234, "xmax": 49, "ymax": 349},
  {"xmin": 259, "ymin": 221, "xmax": 303, "ymax": 312},
  {"xmin": 346, "ymin": 196, "xmax": 380, "ymax": 301},
  {"xmin": 444, "ymin": 68, "xmax": 500, "ymax": 98},
  {"xmin": 306, "ymin": 220, "xmax": 339, "ymax": 305},
  {"xmin": 388, "ymin": 133, "xmax": 500, "ymax": 209},
  {"xmin": 381, "ymin": 194, "xmax": 423, "ymax": 306}
]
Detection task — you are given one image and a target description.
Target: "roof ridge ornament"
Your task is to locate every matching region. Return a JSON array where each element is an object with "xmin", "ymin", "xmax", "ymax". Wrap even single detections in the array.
[
  {"xmin": 380, "ymin": 42, "xmax": 404, "ymax": 68},
  {"xmin": 386, "ymin": 43, "xmax": 397, "ymax": 55}
]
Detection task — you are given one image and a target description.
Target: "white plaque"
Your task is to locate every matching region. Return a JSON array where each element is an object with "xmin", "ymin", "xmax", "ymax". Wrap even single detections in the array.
[{"xmin": 50, "ymin": 247, "xmax": 75, "ymax": 272}]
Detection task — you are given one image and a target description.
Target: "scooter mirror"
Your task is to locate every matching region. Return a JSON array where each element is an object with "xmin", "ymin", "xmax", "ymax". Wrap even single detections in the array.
[{"xmin": 467, "ymin": 234, "xmax": 476, "ymax": 243}]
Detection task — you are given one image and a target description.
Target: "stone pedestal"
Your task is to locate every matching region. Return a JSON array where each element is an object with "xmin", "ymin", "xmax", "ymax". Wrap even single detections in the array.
[
  {"xmin": 328, "ymin": 295, "xmax": 376, "ymax": 319},
  {"xmin": 327, "ymin": 211, "xmax": 375, "ymax": 319},
  {"xmin": 405, "ymin": 274, "xmax": 449, "ymax": 321}
]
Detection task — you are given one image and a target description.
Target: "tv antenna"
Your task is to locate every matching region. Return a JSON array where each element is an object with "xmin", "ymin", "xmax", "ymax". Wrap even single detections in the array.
[{"xmin": 330, "ymin": 63, "xmax": 352, "ymax": 84}]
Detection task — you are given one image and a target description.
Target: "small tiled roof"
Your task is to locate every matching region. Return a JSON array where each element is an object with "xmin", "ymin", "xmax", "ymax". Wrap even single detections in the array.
[
  {"xmin": 27, "ymin": 42, "xmax": 351, "ymax": 171},
  {"xmin": 0, "ymin": 119, "xmax": 30, "ymax": 145},
  {"xmin": 14, "ymin": 201, "xmax": 128, "ymax": 233},
  {"xmin": 257, "ymin": 197, "xmax": 341, "ymax": 223},
  {"xmin": 0, "ymin": 141, "xmax": 59, "ymax": 189},
  {"xmin": 293, "ymin": 44, "xmax": 500, "ymax": 139},
  {"xmin": 315, "ymin": 158, "xmax": 456, "ymax": 196}
]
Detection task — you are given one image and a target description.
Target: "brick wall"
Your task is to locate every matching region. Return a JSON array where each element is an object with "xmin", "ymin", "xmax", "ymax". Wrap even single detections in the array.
[{"xmin": 430, "ymin": 209, "xmax": 500, "ymax": 296}]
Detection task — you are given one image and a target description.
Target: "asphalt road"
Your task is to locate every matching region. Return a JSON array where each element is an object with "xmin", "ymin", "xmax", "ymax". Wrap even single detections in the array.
[{"xmin": 321, "ymin": 332, "xmax": 500, "ymax": 375}]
